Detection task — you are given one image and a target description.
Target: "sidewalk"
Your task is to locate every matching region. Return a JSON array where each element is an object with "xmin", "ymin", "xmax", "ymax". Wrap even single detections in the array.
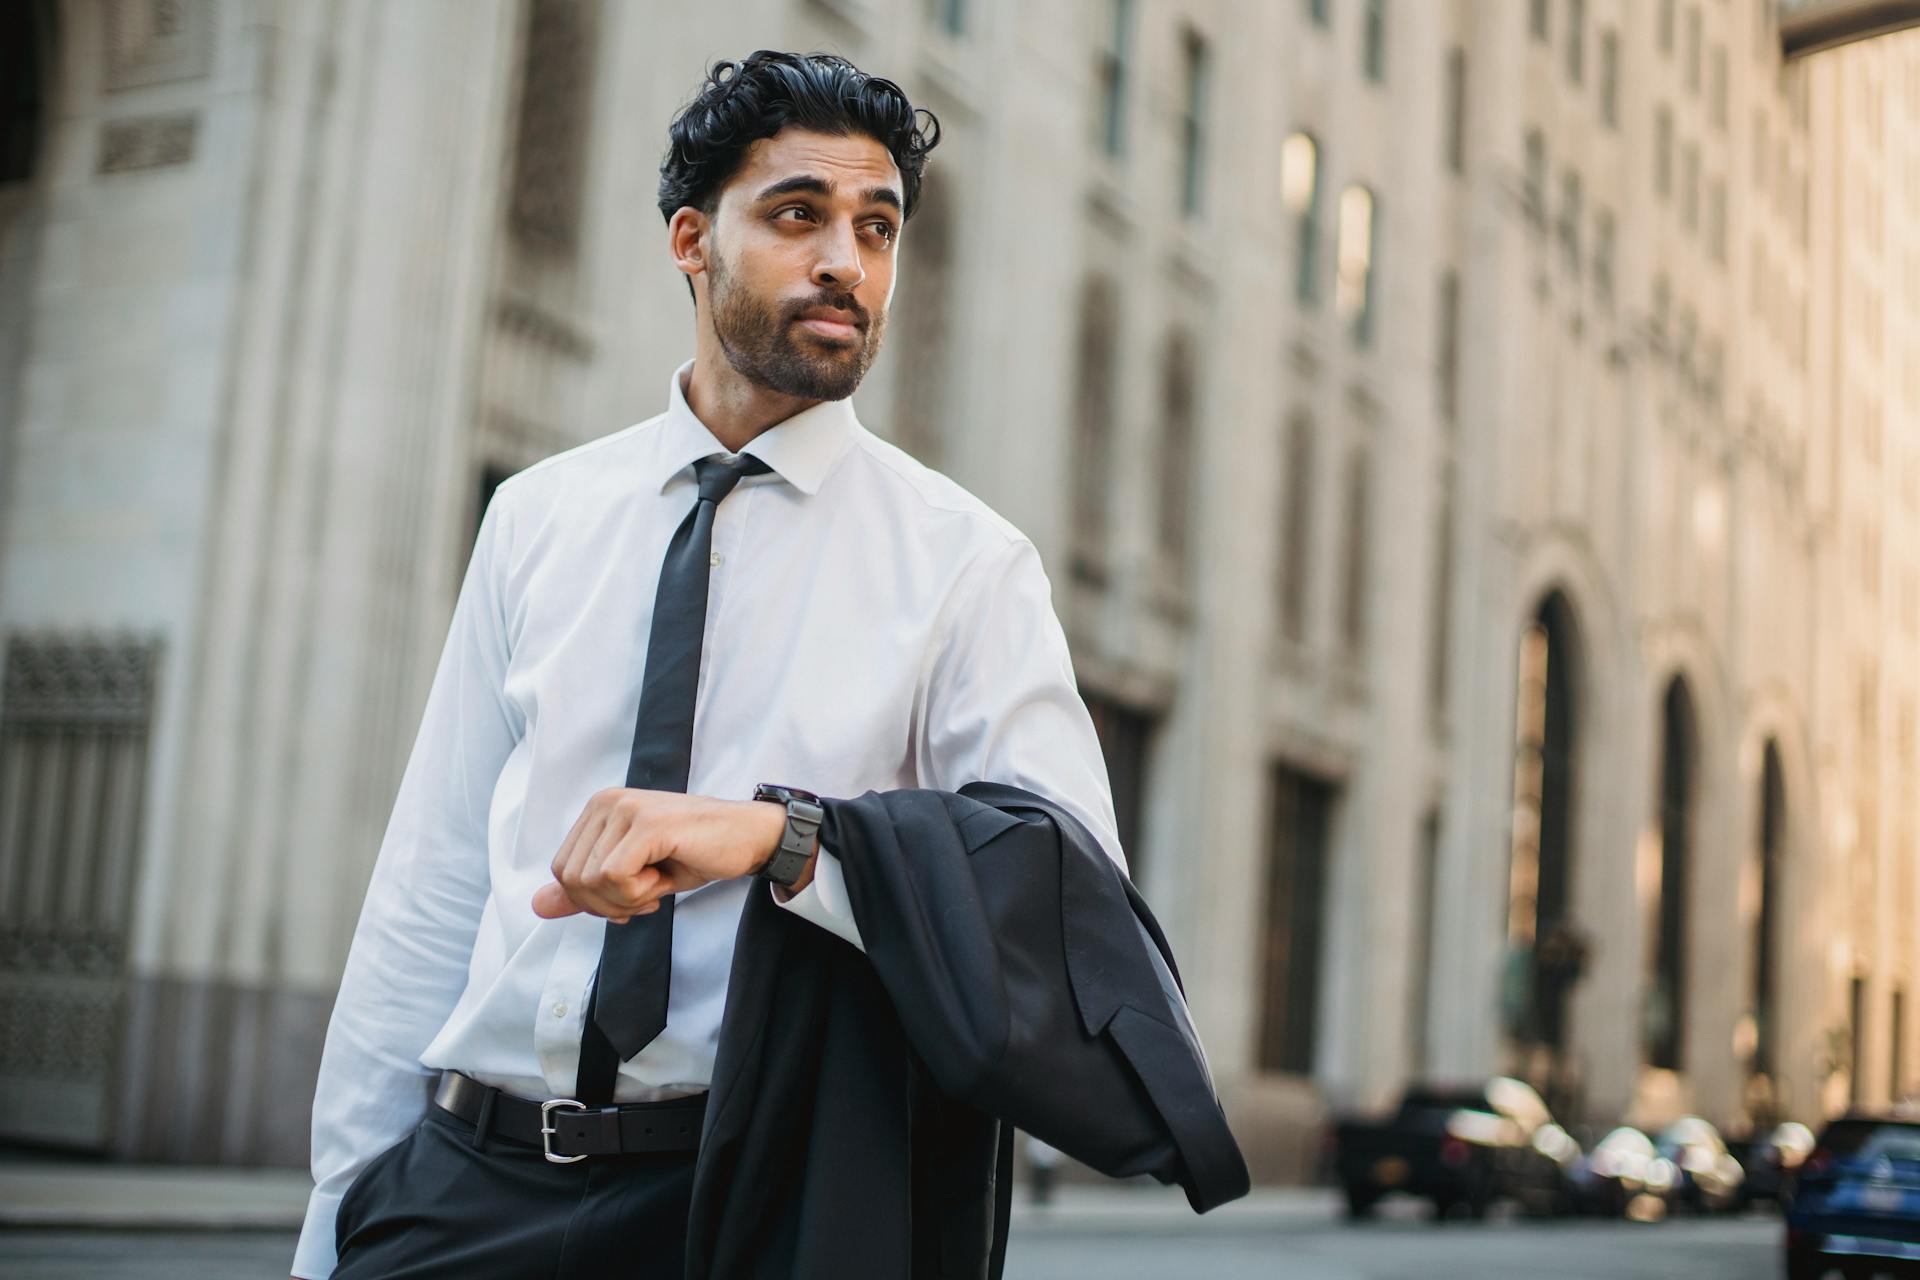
[{"xmin": 0, "ymin": 1156, "xmax": 1337, "ymax": 1233}]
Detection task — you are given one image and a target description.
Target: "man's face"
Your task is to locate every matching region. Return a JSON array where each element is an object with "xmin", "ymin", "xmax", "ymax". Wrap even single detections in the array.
[{"xmin": 699, "ymin": 127, "xmax": 902, "ymax": 401}]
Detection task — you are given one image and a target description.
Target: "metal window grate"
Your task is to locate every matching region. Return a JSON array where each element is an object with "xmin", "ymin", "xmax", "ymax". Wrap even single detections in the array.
[{"xmin": 0, "ymin": 630, "xmax": 160, "ymax": 1150}]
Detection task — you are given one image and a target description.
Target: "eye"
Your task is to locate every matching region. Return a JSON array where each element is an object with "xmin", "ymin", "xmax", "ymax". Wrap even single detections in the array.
[
  {"xmin": 869, "ymin": 220, "xmax": 898, "ymax": 245},
  {"xmin": 774, "ymin": 205, "xmax": 814, "ymax": 223}
]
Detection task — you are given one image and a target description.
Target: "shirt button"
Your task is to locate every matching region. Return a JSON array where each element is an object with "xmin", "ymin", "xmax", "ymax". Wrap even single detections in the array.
[
  {"xmin": 551, "ymin": 1001, "xmax": 567, "ymax": 1019},
  {"xmin": 709, "ymin": 552, "xmax": 722, "ymax": 567}
]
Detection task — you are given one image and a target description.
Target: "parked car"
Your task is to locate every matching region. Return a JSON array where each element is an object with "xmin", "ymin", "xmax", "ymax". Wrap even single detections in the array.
[
  {"xmin": 1740, "ymin": 1121, "xmax": 1817, "ymax": 1209},
  {"xmin": 1786, "ymin": 1112, "xmax": 1920, "ymax": 1280},
  {"xmin": 1654, "ymin": 1115, "xmax": 1746, "ymax": 1213},
  {"xmin": 1567, "ymin": 1125, "xmax": 1678, "ymax": 1218},
  {"xmin": 1333, "ymin": 1077, "xmax": 1577, "ymax": 1221}
]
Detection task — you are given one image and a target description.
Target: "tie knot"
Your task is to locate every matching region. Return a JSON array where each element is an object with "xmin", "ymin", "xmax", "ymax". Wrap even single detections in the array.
[{"xmin": 692, "ymin": 453, "xmax": 773, "ymax": 504}]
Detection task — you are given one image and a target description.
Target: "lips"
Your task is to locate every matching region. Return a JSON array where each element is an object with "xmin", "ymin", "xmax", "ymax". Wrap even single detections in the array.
[{"xmin": 796, "ymin": 308, "xmax": 861, "ymax": 340}]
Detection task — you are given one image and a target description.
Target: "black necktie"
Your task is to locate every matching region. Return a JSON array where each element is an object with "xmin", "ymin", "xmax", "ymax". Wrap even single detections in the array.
[{"xmin": 575, "ymin": 452, "xmax": 772, "ymax": 1104}]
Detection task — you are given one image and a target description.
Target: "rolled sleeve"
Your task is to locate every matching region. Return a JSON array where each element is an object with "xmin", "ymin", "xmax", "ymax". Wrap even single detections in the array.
[
  {"xmin": 770, "ymin": 843, "xmax": 866, "ymax": 951},
  {"xmin": 916, "ymin": 536, "xmax": 1126, "ymax": 873}
]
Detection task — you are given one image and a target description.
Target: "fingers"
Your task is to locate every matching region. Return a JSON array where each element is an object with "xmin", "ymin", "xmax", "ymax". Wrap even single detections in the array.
[{"xmin": 542, "ymin": 789, "xmax": 677, "ymax": 920}]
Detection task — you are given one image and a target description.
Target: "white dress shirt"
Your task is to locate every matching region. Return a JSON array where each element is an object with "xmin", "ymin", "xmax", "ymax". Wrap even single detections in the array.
[{"xmin": 292, "ymin": 357, "xmax": 1125, "ymax": 1277}]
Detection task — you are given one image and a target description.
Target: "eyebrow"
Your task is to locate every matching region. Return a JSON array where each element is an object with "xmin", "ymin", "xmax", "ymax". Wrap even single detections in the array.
[{"xmin": 754, "ymin": 174, "xmax": 903, "ymax": 214}]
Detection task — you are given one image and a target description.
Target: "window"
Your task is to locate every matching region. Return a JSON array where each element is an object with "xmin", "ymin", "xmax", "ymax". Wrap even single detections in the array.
[
  {"xmin": 1711, "ymin": 44, "xmax": 1728, "ymax": 129},
  {"xmin": 932, "ymin": 0, "xmax": 966, "ymax": 36},
  {"xmin": 1567, "ymin": 0, "xmax": 1586, "ymax": 83},
  {"xmin": 1682, "ymin": 141, "xmax": 1699, "ymax": 231},
  {"xmin": 1408, "ymin": 808, "xmax": 1442, "ymax": 1075},
  {"xmin": 0, "ymin": 4, "xmax": 49, "ymax": 184},
  {"xmin": 1685, "ymin": 5, "xmax": 1701, "ymax": 93},
  {"xmin": 1279, "ymin": 413, "xmax": 1315, "ymax": 642},
  {"xmin": 1851, "ymin": 976, "xmax": 1867, "ymax": 1104},
  {"xmin": 509, "ymin": 0, "xmax": 599, "ymax": 254},
  {"xmin": 1594, "ymin": 208, "xmax": 1615, "ymax": 303},
  {"xmin": 1340, "ymin": 447, "xmax": 1372, "ymax": 652},
  {"xmin": 1428, "ymin": 478, "xmax": 1454, "ymax": 716},
  {"xmin": 1363, "ymin": 0, "xmax": 1387, "ymax": 83},
  {"xmin": 1095, "ymin": 0, "xmax": 1135, "ymax": 159},
  {"xmin": 1530, "ymin": 0, "xmax": 1549, "ymax": 41},
  {"xmin": 1178, "ymin": 26, "xmax": 1208, "ymax": 216},
  {"xmin": 1524, "ymin": 128, "xmax": 1547, "ymax": 224},
  {"xmin": 1655, "ymin": 105, "xmax": 1673, "ymax": 198},
  {"xmin": 1647, "ymin": 677, "xmax": 1698, "ymax": 1072},
  {"xmin": 1659, "ymin": 0, "xmax": 1676, "ymax": 54},
  {"xmin": 0, "ymin": 633, "xmax": 161, "ymax": 1145},
  {"xmin": 1283, "ymin": 131, "xmax": 1321, "ymax": 305},
  {"xmin": 1157, "ymin": 330, "xmax": 1198, "ymax": 566},
  {"xmin": 1444, "ymin": 47, "xmax": 1467, "ymax": 175},
  {"xmin": 1082, "ymin": 695, "xmax": 1155, "ymax": 886},
  {"xmin": 1307, "ymin": 0, "xmax": 1329, "ymax": 27},
  {"xmin": 1599, "ymin": 29, "xmax": 1619, "ymax": 127},
  {"xmin": 889, "ymin": 177, "xmax": 955, "ymax": 468},
  {"xmin": 1258, "ymin": 767, "xmax": 1337, "ymax": 1075},
  {"xmin": 1896, "ymin": 987, "xmax": 1909, "ymax": 1098},
  {"xmin": 1437, "ymin": 269, "xmax": 1460, "ymax": 420},
  {"xmin": 1069, "ymin": 276, "xmax": 1119, "ymax": 578},
  {"xmin": 1558, "ymin": 170, "xmax": 1583, "ymax": 272},
  {"xmin": 1336, "ymin": 185, "xmax": 1378, "ymax": 344},
  {"xmin": 1708, "ymin": 177, "xmax": 1726, "ymax": 262}
]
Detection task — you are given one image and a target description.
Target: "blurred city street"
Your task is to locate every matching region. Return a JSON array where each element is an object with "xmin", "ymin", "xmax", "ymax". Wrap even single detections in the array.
[
  {"xmin": 0, "ymin": 1160, "xmax": 1787, "ymax": 1280},
  {"xmin": 0, "ymin": 1209, "xmax": 1782, "ymax": 1280}
]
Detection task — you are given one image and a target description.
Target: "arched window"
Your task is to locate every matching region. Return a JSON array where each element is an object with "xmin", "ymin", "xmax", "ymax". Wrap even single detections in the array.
[
  {"xmin": 1281, "ymin": 132, "xmax": 1320, "ymax": 305},
  {"xmin": 1750, "ymin": 740, "xmax": 1786, "ymax": 1082},
  {"xmin": 1505, "ymin": 591, "xmax": 1582, "ymax": 1067},
  {"xmin": 1647, "ymin": 676, "xmax": 1698, "ymax": 1071},
  {"xmin": 1335, "ymin": 185, "xmax": 1378, "ymax": 345}
]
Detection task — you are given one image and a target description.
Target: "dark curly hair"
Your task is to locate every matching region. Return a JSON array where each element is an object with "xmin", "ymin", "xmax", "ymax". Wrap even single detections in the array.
[{"xmin": 657, "ymin": 50, "xmax": 941, "ymax": 231}]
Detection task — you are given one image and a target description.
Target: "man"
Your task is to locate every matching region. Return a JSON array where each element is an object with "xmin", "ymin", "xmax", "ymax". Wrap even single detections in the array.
[{"xmin": 292, "ymin": 49, "xmax": 1126, "ymax": 1279}]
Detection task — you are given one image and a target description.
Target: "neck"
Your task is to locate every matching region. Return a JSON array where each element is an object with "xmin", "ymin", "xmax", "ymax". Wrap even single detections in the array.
[{"xmin": 685, "ymin": 323, "xmax": 824, "ymax": 453}]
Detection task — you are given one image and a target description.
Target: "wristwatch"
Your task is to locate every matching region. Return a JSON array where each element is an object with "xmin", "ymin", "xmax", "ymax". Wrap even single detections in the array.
[{"xmin": 751, "ymin": 783, "xmax": 824, "ymax": 889}]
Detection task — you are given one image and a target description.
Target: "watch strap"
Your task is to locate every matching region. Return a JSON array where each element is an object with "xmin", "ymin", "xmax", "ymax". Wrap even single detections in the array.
[{"xmin": 752, "ymin": 784, "xmax": 823, "ymax": 889}]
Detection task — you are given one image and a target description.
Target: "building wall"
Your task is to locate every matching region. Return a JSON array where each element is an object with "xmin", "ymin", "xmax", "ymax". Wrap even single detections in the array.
[{"xmin": 0, "ymin": 0, "xmax": 1915, "ymax": 1171}]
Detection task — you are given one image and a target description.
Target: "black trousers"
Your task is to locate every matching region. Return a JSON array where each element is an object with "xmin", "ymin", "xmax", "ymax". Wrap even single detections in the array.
[{"xmin": 331, "ymin": 1101, "xmax": 697, "ymax": 1279}]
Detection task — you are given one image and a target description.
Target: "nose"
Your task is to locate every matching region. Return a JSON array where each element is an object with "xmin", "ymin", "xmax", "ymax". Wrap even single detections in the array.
[{"xmin": 812, "ymin": 218, "xmax": 866, "ymax": 292}]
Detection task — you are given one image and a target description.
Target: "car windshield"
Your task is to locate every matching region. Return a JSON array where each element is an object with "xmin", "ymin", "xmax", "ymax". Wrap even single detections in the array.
[{"xmin": 1822, "ymin": 1120, "xmax": 1920, "ymax": 1163}]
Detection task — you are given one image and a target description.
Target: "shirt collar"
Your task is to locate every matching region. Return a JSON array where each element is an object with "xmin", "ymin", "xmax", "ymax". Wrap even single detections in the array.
[{"xmin": 652, "ymin": 356, "xmax": 859, "ymax": 497}]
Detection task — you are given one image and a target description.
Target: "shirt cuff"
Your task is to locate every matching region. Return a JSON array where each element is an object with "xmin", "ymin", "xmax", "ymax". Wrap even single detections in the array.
[
  {"xmin": 769, "ymin": 843, "xmax": 866, "ymax": 952},
  {"xmin": 291, "ymin": 1188, "xmax": 343, "ymax": 1278}
]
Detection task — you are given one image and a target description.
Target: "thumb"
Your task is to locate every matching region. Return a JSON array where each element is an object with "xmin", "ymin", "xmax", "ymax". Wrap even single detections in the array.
[{"xmin": 531, "ymin": 881, "xmax": 583, "ymax": 919}]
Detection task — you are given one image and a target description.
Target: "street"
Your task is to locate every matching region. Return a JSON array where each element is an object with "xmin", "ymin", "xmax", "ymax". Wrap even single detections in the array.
[{"xmin": 0, "ymin": 1211, "xmax": 1784, "ymax": 1279}]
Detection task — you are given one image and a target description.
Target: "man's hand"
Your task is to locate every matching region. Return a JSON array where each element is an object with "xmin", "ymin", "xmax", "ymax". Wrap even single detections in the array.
[{"xmin": 531, "ymin": 789, "xmax": 787, "ymax": 923}]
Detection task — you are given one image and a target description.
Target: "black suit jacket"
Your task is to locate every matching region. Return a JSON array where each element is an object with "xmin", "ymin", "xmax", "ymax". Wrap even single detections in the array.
[{"xmin": 682, "ymin": 781, "xmax": 1248, "ymax": 1279}]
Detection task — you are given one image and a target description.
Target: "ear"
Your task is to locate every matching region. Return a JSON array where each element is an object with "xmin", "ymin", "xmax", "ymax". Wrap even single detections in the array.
[{"xmin": 668, "ymin": 206, "xmax": 710, "ymax": 280}]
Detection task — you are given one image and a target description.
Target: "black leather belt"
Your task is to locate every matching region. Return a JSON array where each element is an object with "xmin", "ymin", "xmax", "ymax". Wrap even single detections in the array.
[{"xmin": 432, "ymin": 1070, "xmax": 707, "ymax": 1163}]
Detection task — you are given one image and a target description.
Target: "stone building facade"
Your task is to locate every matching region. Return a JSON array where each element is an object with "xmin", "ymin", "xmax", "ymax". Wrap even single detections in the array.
[{"xmin": 0, "ymin": 0, "xmax": 1915, "ymax": 1177}]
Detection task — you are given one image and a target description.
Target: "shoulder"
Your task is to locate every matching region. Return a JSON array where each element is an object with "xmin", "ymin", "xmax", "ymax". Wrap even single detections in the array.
[
  {"xmin": 482, "ymin": 417, "xmax": 658, "ymax": 529},
  {"xmin": 839, "ymin": 425, "xmax": 1028, "ymax": 558}
]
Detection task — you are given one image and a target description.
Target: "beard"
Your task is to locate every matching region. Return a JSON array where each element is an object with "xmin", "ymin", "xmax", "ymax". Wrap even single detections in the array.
[{"xmin": 707, "ymin": 245, "xmax": 886, "ymax": 401}]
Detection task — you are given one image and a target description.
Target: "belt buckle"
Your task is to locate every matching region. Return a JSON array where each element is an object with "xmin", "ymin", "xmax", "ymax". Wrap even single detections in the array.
[{"xmin": 539, "ymin": 1098, "xmax": 589, "ymax": 1164}]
